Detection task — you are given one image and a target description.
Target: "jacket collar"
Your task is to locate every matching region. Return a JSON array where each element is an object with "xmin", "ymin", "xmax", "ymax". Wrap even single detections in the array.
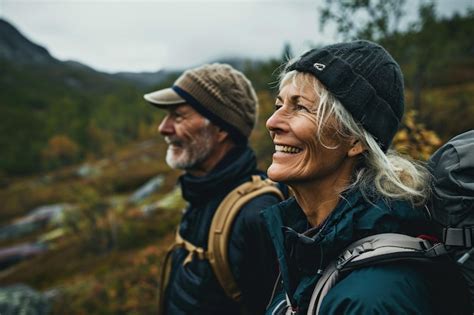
[{"xmin": 262, "ymin": 189, "xmax": 431, "ymax": 306}]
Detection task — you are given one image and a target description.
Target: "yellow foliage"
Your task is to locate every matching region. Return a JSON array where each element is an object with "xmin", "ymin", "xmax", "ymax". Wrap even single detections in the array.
[{"xmin": 392, "ymin": 110, "xmax": 442, "ymax": 160}]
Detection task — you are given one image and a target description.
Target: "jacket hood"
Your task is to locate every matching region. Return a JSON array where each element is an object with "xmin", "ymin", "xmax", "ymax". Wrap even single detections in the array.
[{"xmin": 262, "ymin": 189, "xmax": 431, "ymax": 307}]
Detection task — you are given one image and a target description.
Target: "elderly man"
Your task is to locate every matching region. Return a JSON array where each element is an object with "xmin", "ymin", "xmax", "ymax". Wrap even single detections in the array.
[{"xmin": 144, "ymin": 63, "xmax": 284, "ymax": 315}]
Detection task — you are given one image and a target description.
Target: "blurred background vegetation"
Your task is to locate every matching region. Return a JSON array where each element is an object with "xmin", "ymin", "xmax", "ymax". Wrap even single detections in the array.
[{"xmin": 0, "ymin": 0, "xmax": 473, "ymax": 313}]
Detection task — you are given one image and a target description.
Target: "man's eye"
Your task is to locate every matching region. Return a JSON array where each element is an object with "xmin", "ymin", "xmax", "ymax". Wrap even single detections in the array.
[
  {"xmin": 172, "ymin": 113, "xmax": 183, "ymax": 122},
  {"xmin": 274, "ymin": 104, "xmax": 282, "ymax": 111}
]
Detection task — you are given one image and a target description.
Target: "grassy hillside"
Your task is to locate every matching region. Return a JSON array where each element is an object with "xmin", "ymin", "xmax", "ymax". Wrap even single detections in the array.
[
  {"xmin": 0, "ymin": 58, "xmax": 166, "ymax": 175},
  {"xmin": 0, "ymin": 137, "xmax": 183, "ymax": 314}
]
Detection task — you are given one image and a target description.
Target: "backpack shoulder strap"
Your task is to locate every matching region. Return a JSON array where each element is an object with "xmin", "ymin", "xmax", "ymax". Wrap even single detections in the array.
[
  {"xmin": 308, "ymin": 233, "xmax": 447, "ymax": 315},
  {"xmin": 208, "ymin": 175, "xmax": 285, "ymax": 301},
  {"xmin": 158, "ymin": 229, "xmax": 209, "ymax": 315}
]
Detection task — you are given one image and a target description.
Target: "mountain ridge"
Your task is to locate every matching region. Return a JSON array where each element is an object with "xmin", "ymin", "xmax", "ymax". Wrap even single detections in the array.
[{"xmin": 0, "ymin": 18, "xmax": 56, "ymax": 64}]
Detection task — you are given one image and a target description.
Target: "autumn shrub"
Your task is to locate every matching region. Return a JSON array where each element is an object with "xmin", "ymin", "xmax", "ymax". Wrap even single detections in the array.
[
  {"xmin": 51, "ymin": 236, "xmax": 174, "ymax": 315},
  {"xmin": 41, "ymin": 135, "xmax": 81, "ymax": 169},
  {"xmin": 393, "ymin": 110, "xmax": 442, "ymax": 160}
]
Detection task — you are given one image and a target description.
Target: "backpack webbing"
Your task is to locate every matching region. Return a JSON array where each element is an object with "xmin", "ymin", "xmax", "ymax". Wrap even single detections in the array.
[
  {"xmin": 306, "ymin": 233, "xmax": 447, "ymax": 315},
  {"xmin": 208, "ymin": 175, "xmax": 284, "ymax": 301},
  {"xmin": 158, "ymin": 175, "xmax": 284, "ymax": 312}
]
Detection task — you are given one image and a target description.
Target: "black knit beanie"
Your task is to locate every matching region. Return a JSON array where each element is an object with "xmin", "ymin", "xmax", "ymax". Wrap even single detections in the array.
[{"xmin": 286, "ymin": 40, "xmax": 404, "ymax": 151}]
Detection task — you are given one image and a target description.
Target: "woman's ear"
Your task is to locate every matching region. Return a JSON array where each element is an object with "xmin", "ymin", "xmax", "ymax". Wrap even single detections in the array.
[{"xmin": 348, "ymin": 140, "xmax": 366, "ymax": 157}]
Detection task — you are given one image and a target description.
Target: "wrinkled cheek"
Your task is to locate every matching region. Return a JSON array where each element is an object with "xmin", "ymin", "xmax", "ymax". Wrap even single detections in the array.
[
  {"xmin": 293, "ymin": 141, "xmax": 319, "ymax": 178},
  {"xmin": 179, "ymin": 127, "xmax": 200, "ymax": 144},
  {"xmin": 293, "ymin": 115, "xmax": 320, "ymax": 178}
]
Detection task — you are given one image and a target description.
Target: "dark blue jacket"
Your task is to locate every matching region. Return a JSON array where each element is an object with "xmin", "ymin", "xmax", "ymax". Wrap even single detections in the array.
[
  {"xmin": 164, "ymin": 146, "xmax": 282, "ymax": 315},
  {"xmin": 262, "ymin": 190, "xmax": 470, "ymax": 315}
]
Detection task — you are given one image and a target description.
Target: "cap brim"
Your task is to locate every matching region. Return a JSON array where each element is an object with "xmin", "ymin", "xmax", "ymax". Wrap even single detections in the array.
[{"xmin": 143, "ymin": 88, "xmax": 186, "ymax": 107}]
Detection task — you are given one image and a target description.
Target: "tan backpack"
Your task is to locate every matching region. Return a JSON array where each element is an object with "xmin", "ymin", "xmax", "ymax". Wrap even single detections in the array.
[{"xmin": 158, "ymin": 175, "xmax": 284, "ymax": 312}]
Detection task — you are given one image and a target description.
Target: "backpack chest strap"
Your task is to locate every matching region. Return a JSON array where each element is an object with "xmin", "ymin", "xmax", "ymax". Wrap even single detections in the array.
[{"xmin": 175, "ymin": 230, "xmax": 208, "ymax": 265}]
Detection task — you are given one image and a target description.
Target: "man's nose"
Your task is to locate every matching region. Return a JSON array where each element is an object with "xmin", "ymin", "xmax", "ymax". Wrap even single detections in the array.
[{"xmin": 158, "ymin": 115, "xmax": 174, "ymax": 136}]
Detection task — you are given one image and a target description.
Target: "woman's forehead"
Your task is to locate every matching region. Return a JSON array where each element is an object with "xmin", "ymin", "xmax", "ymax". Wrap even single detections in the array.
[
  {"xmin": 279, "ymin": 80, "xmax": 319, "ymax": 104},
  {"xmin": 278, "ymin": 83, "xmax": 317, "ymax": 103},
  {"xmin": 280, "ymin": 72, "xmax": 322, "ymax": 95}
]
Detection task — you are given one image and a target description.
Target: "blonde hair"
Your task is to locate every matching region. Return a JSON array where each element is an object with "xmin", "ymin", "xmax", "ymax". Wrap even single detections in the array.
[{"xmin": 280, "ymin": 70, "xmax": 430, "ymax": 206}]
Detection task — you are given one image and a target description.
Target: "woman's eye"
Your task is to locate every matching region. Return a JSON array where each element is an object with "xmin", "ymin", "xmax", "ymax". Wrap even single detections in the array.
[{"xmin": 296, "ymin": 104, "xmax": 310, "ymax": 112}]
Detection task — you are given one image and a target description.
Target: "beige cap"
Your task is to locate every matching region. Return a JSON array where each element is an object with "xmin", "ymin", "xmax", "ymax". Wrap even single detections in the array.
[{"xmin": 143, "ymin": 88, "xmax": 186, "ymax": 106}]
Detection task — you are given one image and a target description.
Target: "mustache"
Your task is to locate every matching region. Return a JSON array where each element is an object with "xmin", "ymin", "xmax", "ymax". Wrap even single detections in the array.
[{"xmin": 164, "ymin": 136, "xmax": 183, "ymax": 146}]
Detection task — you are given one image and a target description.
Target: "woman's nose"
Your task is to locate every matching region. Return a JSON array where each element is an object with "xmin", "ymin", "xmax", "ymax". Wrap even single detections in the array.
[{"xmin": 266, "ymin": 108, "xmax": 285, "ymax": 133}]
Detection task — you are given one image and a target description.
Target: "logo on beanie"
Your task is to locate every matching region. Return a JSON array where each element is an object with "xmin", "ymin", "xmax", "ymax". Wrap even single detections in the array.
[{"xmin": 313, "ymin": 63, "xmax": 326, "ymax": 71}]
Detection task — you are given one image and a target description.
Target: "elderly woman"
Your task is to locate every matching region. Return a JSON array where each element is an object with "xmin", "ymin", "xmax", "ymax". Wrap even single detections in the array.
[{"xmin": 262, "ymin": 40, "xmax": 469, "ymax": 314}]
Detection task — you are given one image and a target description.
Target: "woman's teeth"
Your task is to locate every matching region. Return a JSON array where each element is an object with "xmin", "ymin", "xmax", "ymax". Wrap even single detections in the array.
[{"xmin": 275, "ymin": 144, "xmax": 302, "ymax": 154}]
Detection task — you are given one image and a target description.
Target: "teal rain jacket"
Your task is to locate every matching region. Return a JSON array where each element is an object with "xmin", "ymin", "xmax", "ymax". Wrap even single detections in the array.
[{"xmin": 262, "ymin": 190, "xmax": 470, "ymax": 315}]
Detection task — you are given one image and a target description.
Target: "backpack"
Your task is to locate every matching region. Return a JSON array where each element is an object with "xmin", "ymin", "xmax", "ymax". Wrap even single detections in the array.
[
  {"xmin": 159, "ymin": 175, "xmax": 285, "ymax": 312},
  {"xmin": 305, "ymin": 130, "xmax": 474, "ymax": 315}
]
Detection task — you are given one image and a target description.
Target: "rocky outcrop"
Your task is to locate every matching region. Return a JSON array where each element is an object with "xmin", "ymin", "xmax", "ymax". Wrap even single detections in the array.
[{"xmin": 0, "ymin": 284, "xmax": 51, "ymax": 315}]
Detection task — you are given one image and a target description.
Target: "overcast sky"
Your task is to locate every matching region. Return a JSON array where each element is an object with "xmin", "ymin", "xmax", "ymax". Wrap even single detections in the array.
[{"xmin": 1, "ymin": 0, "xmax": 472, "ymax": 73}]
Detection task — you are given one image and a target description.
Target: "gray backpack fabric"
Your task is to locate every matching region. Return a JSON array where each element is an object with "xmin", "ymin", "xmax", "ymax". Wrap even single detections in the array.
[{"xmin": 428, "ymin": 130, "xmax": 474, "ymax": 307}]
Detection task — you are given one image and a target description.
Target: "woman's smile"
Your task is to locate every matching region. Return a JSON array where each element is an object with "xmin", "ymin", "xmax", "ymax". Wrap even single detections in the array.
[{"xmin": 274, "ymin": 143, "xmax": 303, "ymax": 154}]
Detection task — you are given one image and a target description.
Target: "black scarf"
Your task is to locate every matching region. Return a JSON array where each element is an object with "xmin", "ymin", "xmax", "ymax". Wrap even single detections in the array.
[{"xmin": 179, "ymin": 146, "xmax": 258, "ymax": 205}]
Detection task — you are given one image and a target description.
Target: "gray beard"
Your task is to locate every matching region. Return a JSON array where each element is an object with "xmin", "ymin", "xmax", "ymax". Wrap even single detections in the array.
[{"xmin": 165, "ymin": 126, "xmax": 216, "ymax": 171}]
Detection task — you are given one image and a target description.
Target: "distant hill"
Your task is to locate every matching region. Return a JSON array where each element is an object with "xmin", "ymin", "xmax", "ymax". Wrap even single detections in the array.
[
  {"xmin": 0, "ymin": 19, "xmax": 55, "ymax": 64},
  {"xmin": 0, "ymin": 18, "xmax": 174, "ymax": 88},
  {"xmin": 112, "ymin": 57, "xmax": 271, "ymax": 88},
  {"xmin": 113, "ymin": 70, "xmax": 178, "ymax": 88},
  {"xmin": 0, "ymin": 19, "xmax": 170, "ymax": 175}
]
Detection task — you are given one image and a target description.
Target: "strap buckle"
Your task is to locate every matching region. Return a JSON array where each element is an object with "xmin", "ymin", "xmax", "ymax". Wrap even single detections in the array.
[{"xmin": 444, "ymin": 226, "xmax": 474, "ymax": 247}]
